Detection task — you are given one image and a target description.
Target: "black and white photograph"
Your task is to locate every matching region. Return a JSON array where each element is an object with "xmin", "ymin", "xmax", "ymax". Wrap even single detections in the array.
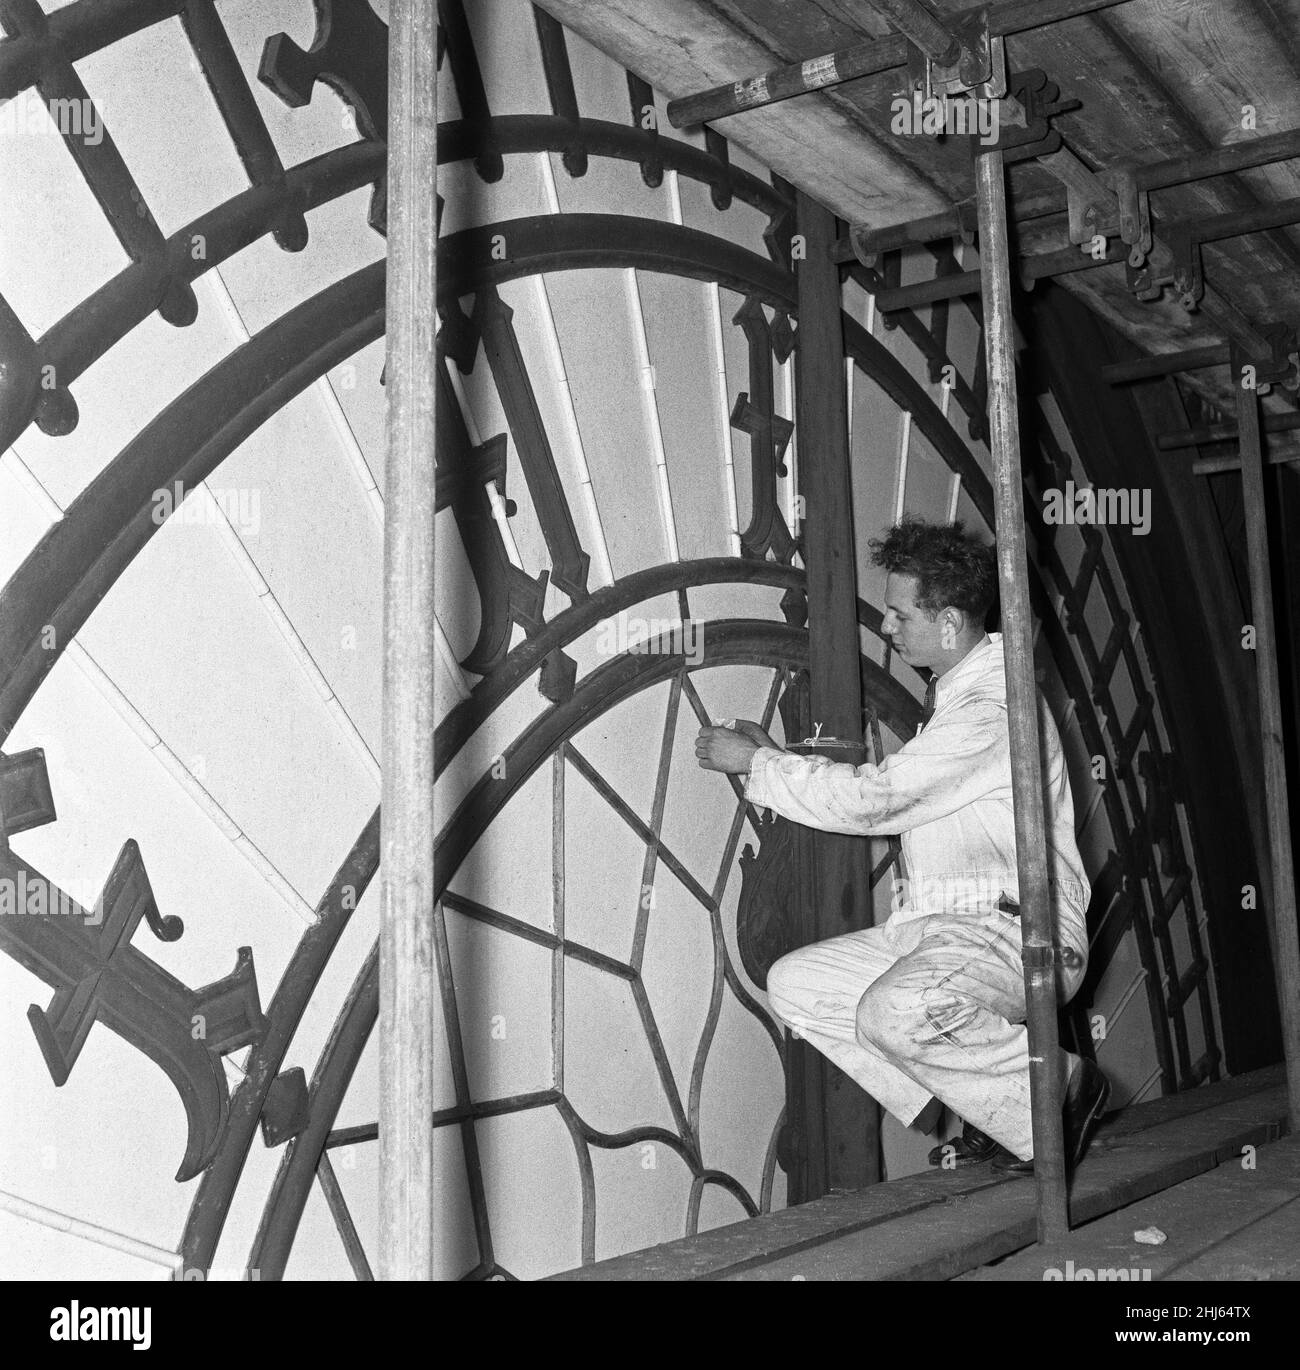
[{"xmin": 0, "ymin": 0, "xmax": 1298, "ymax": 1331}]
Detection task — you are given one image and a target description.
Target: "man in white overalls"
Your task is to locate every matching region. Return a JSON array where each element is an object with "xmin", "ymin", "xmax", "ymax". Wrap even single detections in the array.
[{"xmin": 696, "ymin": 516, "xmax": 1108, "ymax": 1171}]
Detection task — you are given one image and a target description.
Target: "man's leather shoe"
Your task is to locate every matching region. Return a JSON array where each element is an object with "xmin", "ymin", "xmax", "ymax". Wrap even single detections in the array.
[
  {"xmin": 992, "ymin": 1058, "xmax": 1111, "ymax": 1174},
  {"xmin": 991, "ymin": 1145, "xmax": 1032, "ymax": 1174},
  {"xmin": 928, "ymin": 1121, "xmax": 1000, "ymax": 1168},
  {"xmin": 1065, "ymin": 1058, "xmax": 1112, "ymax": 1167}
]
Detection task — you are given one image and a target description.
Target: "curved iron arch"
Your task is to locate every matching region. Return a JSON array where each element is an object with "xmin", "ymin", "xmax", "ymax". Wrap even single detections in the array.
[
  {"xmin": 7, "ymin": 210, "xmax": 999, "ymax": 742},
  {"xmin": 0, "ymin": 215, "xmax": 1110, "ymax": 1270},
  {"xmin": 0, "ymin": 208, "xmax": 1194, "ymax": 1276},
  {"xmin": 0, "ymin": 0, "xmax": 1223, "ymax": 1289},
  {"xmin": 0, "ymin": 214, "xmax": 951, "ymax": 1269},
  {"xmin": 0, "ymin": 42, "xmax": 1183, "ymax": 1265},
  {"xmin": 247, "ymin": 619, "xmax": 843, "ymax": 1280}
]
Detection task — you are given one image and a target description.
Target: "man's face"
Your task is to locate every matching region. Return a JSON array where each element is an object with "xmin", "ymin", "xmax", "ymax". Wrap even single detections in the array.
[{"xmin": 881, "ymin": 572, "xmax": 945, "ymax": 670}]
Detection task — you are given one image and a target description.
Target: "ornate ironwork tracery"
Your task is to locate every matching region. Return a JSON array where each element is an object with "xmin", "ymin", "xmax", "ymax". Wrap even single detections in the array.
[{"xmin": 0, "ymin": 0, "xmax": 1223, "ymax": 1279}]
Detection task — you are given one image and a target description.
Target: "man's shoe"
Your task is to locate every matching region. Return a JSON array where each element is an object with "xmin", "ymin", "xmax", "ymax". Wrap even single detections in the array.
[
  {"xmin": 991, "ymin": 1145, "xmax": 1032, "ymax": 1174},
  {"xmin": 991, "ymin": 1059, "xmax": 1112, "ymax": 1175},
  {"xmin": 1064, "ymin": 1057, "xmax": 1111, "ymax": 1168},
  {"xmin": 928, "ymin": 1121, "xmax": 1000, "ymax": 1168}
]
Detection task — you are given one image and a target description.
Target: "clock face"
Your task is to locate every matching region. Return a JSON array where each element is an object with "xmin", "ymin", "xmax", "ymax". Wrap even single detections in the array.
[{"xmin": 0, "ymin": 1, "xmax": 1219, "ymax": 1282}]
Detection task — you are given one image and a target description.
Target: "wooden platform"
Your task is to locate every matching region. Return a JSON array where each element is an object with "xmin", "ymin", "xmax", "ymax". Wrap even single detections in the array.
[
  {"xmin": 962, "ymin": 1131, "xmax": 1300, "ymax": 1281},
  {"xmin": 549, "ymin": 1066, "xmax": 1291, "ymax": 1281}
]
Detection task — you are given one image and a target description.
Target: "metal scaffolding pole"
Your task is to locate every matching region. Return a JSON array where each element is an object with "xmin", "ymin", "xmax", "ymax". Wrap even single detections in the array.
[
  {"xmin": 672, "ymin": 0, "xmax": 1078, "ymax": 1240},
  {"xmin": 379, "ymin": 0, "xmax": 438, "ymax": 1281},
  {"xmin": 975, "ymin": 148, "xmax": 1070, "ymax": 1243},
  {"xmin": 1233, "ymin": 354, "xmax": 1300, "ymax": 1131}
]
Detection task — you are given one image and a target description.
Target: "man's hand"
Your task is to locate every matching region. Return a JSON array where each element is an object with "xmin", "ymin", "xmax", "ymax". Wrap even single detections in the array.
[
  {"xmin": 695, "ymin": 725, "xmax": 761, "ymax": 774},
  {"xmin": 731, "ymin": 719, "xmax": 781, "ymax": 751}
]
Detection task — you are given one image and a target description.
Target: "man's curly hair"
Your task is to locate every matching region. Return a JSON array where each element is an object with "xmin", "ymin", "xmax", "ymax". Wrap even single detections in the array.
[{"xmin": 867, "ymin": 515, "xmax": 997, "ymax": 622}]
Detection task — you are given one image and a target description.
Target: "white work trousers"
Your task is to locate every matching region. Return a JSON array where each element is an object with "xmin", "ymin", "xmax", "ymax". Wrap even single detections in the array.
[{"xmin": 765, "ymin": 909, "xmax": 1087, "ymax": 1160}]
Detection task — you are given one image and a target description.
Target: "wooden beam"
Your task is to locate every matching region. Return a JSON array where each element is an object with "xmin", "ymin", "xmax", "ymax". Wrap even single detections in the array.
[
  {"xmin": 869, "ymin": 0, "xmax": 964, "ymax": 65},
  {"xmin": 547, "ymin": 1068, "xmax": 1288, "ymax": 1280},
  {"xmin": 974, "ymin": 148, "xmax": 1070, "ymax": 1244},
  {"xmin": 664, "ymin": 0, "xmax": 1135, "ymax": 128},
  {"xmin": 965, "ymin": 1133, "xmax": 1300, "ymax": 1280},
  {"xmin": 1157, "ymin": 410, "xmax": 1300, "ymax": 450},
  {"xmin": 1233, "ymin": 351, "xmax": 1300, "ymax": 1133},
  {"xmin": 1192, "ymin": 447, "xmax": 1300, "ymax": 476},
  {"xmin": 531, "ymin": 0, "xmax": 949, "ymax": 226},
  {"xmin": 837, "ymin": 128, "xmax": 1300, "ymax": 262},
  {"xmin": 1101, "ymin": 344, "xmax": 1229, "ymax": 384},
  {"xmin": 875, "ymin": 270, "xmax": 983, "ymax": 311},
  {"xmin": 378, "ymin": 0, "xmax": 438, "ymax": 1281},
  {"xmin": 863, "ymin": 191, "xmax": 1298, "ymax": 365},
  {"xmin": 723, "ymin": 1088, "xmax": 1288, "ymax": 1279},
  {"xmin": 1158, "ymin": 1197, "xmax": 1300, "ymax": 1280},
  {"xmin": 794, "ymin": 191, "xmax": 881, "ymax": 1193},
  {"xmin": 1188, "ymin": 195, "xmax": 1300, "ymax": 245}
]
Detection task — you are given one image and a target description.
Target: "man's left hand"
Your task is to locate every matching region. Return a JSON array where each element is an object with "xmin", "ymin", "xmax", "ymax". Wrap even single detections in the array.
[{"xmin": 695, "ymin": 726, "xmax": 761, "ymax": 774}]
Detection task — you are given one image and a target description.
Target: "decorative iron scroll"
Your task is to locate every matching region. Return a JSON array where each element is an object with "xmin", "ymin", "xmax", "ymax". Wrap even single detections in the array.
[
  {"xmin": 732, "ymin": 296, "xmax": 796, "ymax": 563},
  {"xmin": 0, "ymin": 0, "xmax": 1224, "ymax": 1276},
  {"xmin": 472, "ymin": 288, "xmax": 592, "ymax": 606},
  {"xmin": 261, "ymin": 0, "xmax": 388, "ymax": 141},
  {"xmin": 259, "ymin": 0, "xmax": 389, "ymax": 230},
  {"xmin": 0, "ymin": 753, "xmax": 270, "ymax": 1180},
  {"xmin": 439, "ymin": 289, "xmax": 587, "ymax": 698},
  {"xmin": 436, "ymin": 351, "xmax": 549, "ymax": 676}
]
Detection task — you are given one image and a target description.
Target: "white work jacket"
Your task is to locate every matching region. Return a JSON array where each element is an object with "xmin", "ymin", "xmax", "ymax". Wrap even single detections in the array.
[{"xmin": 744, "ymin": 633, "xmax": 1091, "ymax": 950}]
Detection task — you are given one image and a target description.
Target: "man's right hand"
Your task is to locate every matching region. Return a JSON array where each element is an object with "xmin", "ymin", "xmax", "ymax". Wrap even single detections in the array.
[{"xmin": 731, "ymin": 719, "xmax": 781, "ymax": 752}]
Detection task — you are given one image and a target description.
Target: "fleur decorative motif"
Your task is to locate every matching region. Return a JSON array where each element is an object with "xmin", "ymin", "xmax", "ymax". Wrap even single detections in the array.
[{"xmin": 1, "ymin": 752, "xmax": 275, "ymax": 1181}]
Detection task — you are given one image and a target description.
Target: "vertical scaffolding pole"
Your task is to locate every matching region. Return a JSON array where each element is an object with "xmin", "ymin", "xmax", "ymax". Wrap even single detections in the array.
[
  {"xmin": 1233, "ymin": 353, "xmax": 1300, "ymax": 1130},
  {"xmin": 795, "ymin": 192, "xmax": 882, "ymax": 1193},
  {"xmin": 974, "ymin": 148, "xmax": 1070, "ymax": 1244},
  {"xmin": 379, "ymin": 0, "xmax": 438, "ymax": 1280}
]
